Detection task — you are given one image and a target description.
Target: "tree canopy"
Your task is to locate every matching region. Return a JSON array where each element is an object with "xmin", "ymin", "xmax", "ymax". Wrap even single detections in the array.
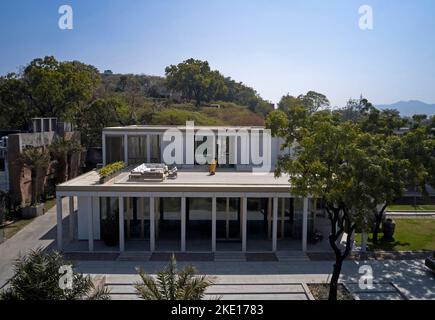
[{"xmin": 165, "ymin": 58, "xmax": 227, "ymax": 106}]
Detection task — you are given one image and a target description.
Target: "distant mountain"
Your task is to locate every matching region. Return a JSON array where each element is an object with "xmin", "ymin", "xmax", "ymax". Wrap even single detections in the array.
[{"xmin": 376, "ymin": 100, "xmax": 435, "ymax": 117}]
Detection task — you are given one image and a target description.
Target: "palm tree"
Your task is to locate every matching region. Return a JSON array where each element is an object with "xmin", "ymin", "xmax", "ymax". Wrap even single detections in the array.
[
  {"xmin": 49, "ymin": 137, "xmax": 83, "ymax": 183},
  {"xmin": 19, "ymin": 146, "xmax": 51, "ymax": 206},
  {"xmin": 0, "ymin": 248, "xmax": 110, "ymax": 300},
  {"xmin": 134, "ymin": 255, "xmax": 213, "ymax": 300}
]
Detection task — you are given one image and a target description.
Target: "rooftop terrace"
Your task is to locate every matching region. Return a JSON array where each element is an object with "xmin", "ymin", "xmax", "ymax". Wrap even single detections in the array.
[{"xmin": 57, "ymin": 169, "xmax": 292, "ymax": 193}]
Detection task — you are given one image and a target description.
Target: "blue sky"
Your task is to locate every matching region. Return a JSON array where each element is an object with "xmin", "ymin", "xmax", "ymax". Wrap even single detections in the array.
[{"xmin": 1, "ymin": 0, "xmax": 435, "ymax": 107}]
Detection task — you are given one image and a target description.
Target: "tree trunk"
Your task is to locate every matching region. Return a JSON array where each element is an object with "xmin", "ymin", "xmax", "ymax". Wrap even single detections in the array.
[
  {"xmin": 31, "ymin": 170, "xmax": 37, "ymax": 206},
  {"xmin": 373, "ymin": 204, "xmax": 387, "ymax": 242},
  {"xmin": 328, "ymin": 261, "xmax": 343, "ymax": 300},
  {"xmin": 326, "ymin": 204, "xmax": 356, "ymax": 300}
]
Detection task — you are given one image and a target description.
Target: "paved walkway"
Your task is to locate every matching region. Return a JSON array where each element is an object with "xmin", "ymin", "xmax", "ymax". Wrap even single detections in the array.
[
  {"xmin": 73, "ymin": 258, "xmax": 435, "ymax": 300},
  {"xmin": 0, "ymin": 201, "xmax": 434, "ymax": 300},
  {"xmin": 0, "ymin": 198, "xmax": 71, "ymax": 288}
]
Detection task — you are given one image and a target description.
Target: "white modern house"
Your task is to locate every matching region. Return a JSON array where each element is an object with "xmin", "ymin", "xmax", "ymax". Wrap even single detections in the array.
[{"xmin": 56, "ymin": 125, "xmax": 328, "ymax": 255}]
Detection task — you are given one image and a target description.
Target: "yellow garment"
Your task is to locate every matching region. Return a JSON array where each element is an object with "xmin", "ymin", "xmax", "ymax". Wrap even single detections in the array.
[{"xmin": 209, "ymin": 160, "xmax": 217, "ymax": 175}]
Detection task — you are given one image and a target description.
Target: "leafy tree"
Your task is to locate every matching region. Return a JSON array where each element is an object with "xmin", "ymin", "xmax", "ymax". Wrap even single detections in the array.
[
  {"xmin": 278, "ymin": 91, "xmax": 329, "ymax": 114},
  {"xmin": 165, "ymin": 59, "xmax": 227, "ymax": 106},
  {"xmin": 300, "ymin": 91, "xmax": 330, "ymax": 113},
  {"xmin": 134, "ymin": 255, "xmax": 213, "ymax": 300},
  {"xmin": 217, "ymin": 77, "xmax": 272, "ymax": 115},
  {"xmin": 19, "ymin": 147, "xmax": 51, "ymax": 206},
  {"xmin": 267, "ymin": 107, "xmax": 396, "ymax": 300},
  {"xmin": 0, "ymin": 56, "xmax": 100, "ymax": 129},
  {"xmin": 0, "ymin": 248, "xmax": 110, "ymax": 300},
  {"xmin": 77, "ymin": 98, "xmax": 133, "ymax": 147}
]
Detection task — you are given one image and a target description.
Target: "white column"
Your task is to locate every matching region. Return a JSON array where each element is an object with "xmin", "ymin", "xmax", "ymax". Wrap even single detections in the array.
[
  {"xmin": 212, "ymin": 197, "xmax": 216, "ymax": 252},
  {"xmin": 118, "ymin": 197, "xmax": 125, "ymax": 252},
  {"xmin": 225, "ymin": 197, "xmax": 230, "ymax": 239},
  {"xmin": 88, "ymin": 197, "xmax": 94, "ymax": 252},
  {"xmin": 56, "ymin": 196, "xmax": 63, "ymax": 251},
  {"xmin": 68, "ymin": 196, "xmax": 75, "ymax": 241},
  {"xmin": 102, "ymin": 133, "xmax": 106, "ymax": 165},
  {"xmin": 267, "ymin": 197, "xmax": 272, "ymax": 239},
  {"xmin": 146, "ymin": 135, "xmax": 151, "ymax": 163},
  {"xmin": 181, "ymin": 197, "xmax": 186, "ymax": 252},
  {"xmin": 139, "ymin": 198, "xmax": 145, "ymax": 238},
  {"xmin": 272, "ymin": 196, "xmax": 278, "ymax": 252},
  {"xmin": 150, "ymin": 197, "xmax": 155, "ymax": 251},
  {"xmin": 302, "ymin": 197, "xmax": 308, "ymax": 252},
  {"xmin": 281, "ymin": 198, "xmax": 285, "ymax": 239},
  {"xmin": 126, "ymin": 198, "xmax": 131, "ymax": 239},
  {"xmin": 242, "ymin": 196, "xmax": 247, "ymax": 252},
  {"xmin": 124, "ymin": 134, "xmax": 128, "ymax": 165}
]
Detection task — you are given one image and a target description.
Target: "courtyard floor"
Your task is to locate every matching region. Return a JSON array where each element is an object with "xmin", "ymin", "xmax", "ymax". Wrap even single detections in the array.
[{"xmin": 0, "ymin": 200, "xmax": 434, "ymax": 300}]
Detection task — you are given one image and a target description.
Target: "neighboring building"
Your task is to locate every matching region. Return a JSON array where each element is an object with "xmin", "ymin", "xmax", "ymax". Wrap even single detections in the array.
[
  {"xmin": 0, "ymin": 136, "xmax": 9, "ymax": 191},
  {"xmin": 56, "ymin": 125, "xmax": 330, "ymax": 254},
  {"xmin": 6, "ymin": 118, "xmax": 82, "ymax": 207}
]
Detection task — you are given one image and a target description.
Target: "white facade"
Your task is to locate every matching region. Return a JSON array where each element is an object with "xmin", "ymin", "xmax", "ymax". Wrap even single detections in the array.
[{"xmin": 56, "ymin": 125, "xmax": 317, "ymax": 254}]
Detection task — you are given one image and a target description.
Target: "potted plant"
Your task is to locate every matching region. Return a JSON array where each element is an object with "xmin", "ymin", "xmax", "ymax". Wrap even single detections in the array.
[
  {"xmin": 20, "ymin": 146, "xmax": 51, "ymax": 219},
  {"xmin": 101, "ymin": 209, "xmax": 119, "ymax": 246},
  {"xmin": 382, "ymin": 218, "xmax": 396, "ymax": 240},
  {"xmin": 98, "ymin": 161, "xmax": 125, "ymax": 184}
]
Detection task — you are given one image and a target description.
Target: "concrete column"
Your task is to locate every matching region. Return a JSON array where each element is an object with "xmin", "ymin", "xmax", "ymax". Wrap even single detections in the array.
[
  {"xmin": 267, "ymin": 197, "xmax": 272, "ymax": 239},
  {"xmin": 119, "ymin": 197, "xmax": 125, "ymax": 252},
  {"xmin": 225, "ymin": 197, "xmax": 230, "ymax": 239},
  {"xmin": 272, "ymin": 196, "xmax": 278, "ymax": 252},
  {"xmin": 181, "ymin": 197, "xmax": 186, "ymax": 252},
  {"xmin": 69, "ymin": 196, "xmax": 75, "ymax": 241},
  {"xmin": 302, "ymin": 197, "xmax": 308, "ymax": 252},
  {"xmin": 212, "ymin": 197, "xmax": 216, "ymax": 252},
  {"xmin": 102, "ymin": 133, "xmax": 106, "ymax": 165},
  {"xmin": 88, "ymin": 197, "xmax": 94, "ymax": 252},
  {"xmin": 139, "ymin": 198, "xmax": 145, "ymax": 238},
  {"xmin": 124, "ymin": 134, "xmax": 128, "ymax": 165},
  {"xmin": 56, "ymin": 196, "xmax": 63, "ymax": 251},
  {"xmin": 146, "ymin": 135, "xmax": 151, "ymax": 163},
  {"xmin": 150, "ymin": 197, "xmax": 155, "ymax": 251},
  {"xmin": 126, "ymin": 198, "xmax": 131, "ymax": 239},
  {"xmin": 281, "ymin": 198, "xmax": 285, "ymax": 239},
  {"xmin": 242, "ymin": 196, "xmax": 247, "ymax": 252}
]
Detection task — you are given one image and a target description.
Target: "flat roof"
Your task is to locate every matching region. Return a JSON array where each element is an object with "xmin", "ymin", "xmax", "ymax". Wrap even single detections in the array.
[
  {"xmin": 103, "ymin": 125, "xmax": 266, "ymax": 132},
  {"xmin": 57, "ymin": 169, "xmax": 292, "ymax": 193}
]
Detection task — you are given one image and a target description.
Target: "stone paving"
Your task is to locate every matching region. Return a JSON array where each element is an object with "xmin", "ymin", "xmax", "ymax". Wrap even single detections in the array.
[
  {"xmin": 0, "ymin": 198, "xmax": 73, "ymax": 288},
  {"xmin": 0, "ymin": 201, "xmax": 434, "ymax": 300}
]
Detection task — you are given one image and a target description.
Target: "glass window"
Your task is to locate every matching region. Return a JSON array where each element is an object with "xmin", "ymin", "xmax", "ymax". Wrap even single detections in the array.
[
  {"xmin": 105, "ymin": 135, "xmax": 124, "ymax": 164},
  {"xmin": 149, "ymin": 135, "xmax": 161, "ymax": 163},
  {"xmin": 128, "ymin": 136, "xmax": 147, "ymax": 165}
]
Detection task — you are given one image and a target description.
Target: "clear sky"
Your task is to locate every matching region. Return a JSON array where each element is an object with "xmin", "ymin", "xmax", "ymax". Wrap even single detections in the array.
[{"xmin": 1, "ymin": 0, "xmax": 435, "ymax": 107}]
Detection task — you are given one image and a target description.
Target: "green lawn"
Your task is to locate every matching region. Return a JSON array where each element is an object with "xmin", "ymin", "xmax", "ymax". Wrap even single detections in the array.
[
  {"xmin": 43, "ymin": 198, "xmax": 56, "ymax": 211},
  {"xmin": 386, "ymin": 204, "xmax": 435, "ymax": 211},
  {"xmin": 1, "ymin": 218, "xmax": 36, "ymax": 240},
  {"xmin": 0, "ymin": 198, "xmax": 55, "ymax": 241},
  {"xmin": 356, "ymin": 218, "xmax": 435, "ymax": 251}
]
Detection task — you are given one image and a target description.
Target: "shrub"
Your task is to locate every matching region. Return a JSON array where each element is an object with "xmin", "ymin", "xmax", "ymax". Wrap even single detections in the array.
[
  {"xmin": 98, "ymin": 161, "xmax": 125, "ymax": 178},
  {"xmin": 0, "ymin": 248, "xmax": 110, "ymax": 300},
  {"xmin": 134, "ymin": 255, "xmax": 214, "ymax": 300}
]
